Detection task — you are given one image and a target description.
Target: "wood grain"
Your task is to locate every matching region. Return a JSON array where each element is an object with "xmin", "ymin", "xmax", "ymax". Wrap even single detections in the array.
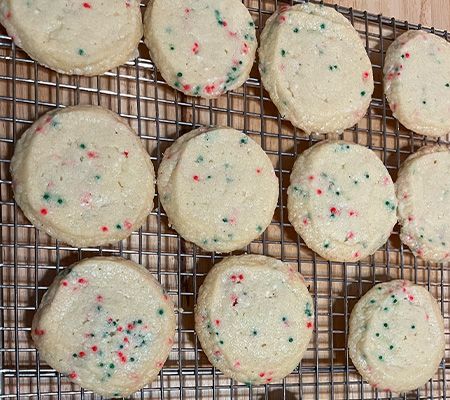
[{"xmin": 334, "ymin": 0, "xmax": 450, "ymax": 30}]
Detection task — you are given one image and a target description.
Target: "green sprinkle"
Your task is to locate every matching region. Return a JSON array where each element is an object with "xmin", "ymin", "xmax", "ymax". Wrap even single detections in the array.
[
  {"xmin": 196, "ymin": 156, "xmax": 204, "ymax": 164},
  {"xmin": 383, "ymin": 323, "xmax": 388, "ymax": 328},
  {"xmin": 240, "ymin": 137, "xmax": 248, "ymax": 144},
  {"xmin": 177, "ymin": 72, "xmax": 183, "ymax": 77},
  {"xmin": 323, "ymin": 241, "xmax": 330, "ymax": 249},
  {"xmin": 288, "ymin": 337, "xmax": 294, "ymax": 343},
  {"xmin": 137, "ymin": 319, "xmax": 142, "ymax": 324},
  {"xmin": 320, "ymin": 23, "xmax": 326, "ymax": 29},
  {"xmin": 232, "ymin": 66, "xmax": 237, "ymax": 72},
  {"xmin": 95, "ymin": 175, "xmax": 101, "ymax": 180},
  {"xmin": 174, "ymin": 81, "xmax": 181, "ymax": 88},
  {"xmin": 43, "ymin": 193, "xmax": 51, "ymax": 201},
  {"xmin": 207, "ymin": 175, "xmax": 212, "ymax": 180},
  {"xmin": 378, "ymin": 355, "xmax": 383, "ymax": 360},
  {"xmin": 281, "ymin": 49, "xmax": 286, "ymax": 57},
  {"xmin": 360, "ymin": 90, "xmax": 366, "ymax": 96},
  {"xmin": 109, "ymin": 363, "xmax": 115, "ymax": 369},
  {"xmin": 389, "ymin": 345, "xmax": 394, "ymax": 350},
  {"xmin": 282, "ymin": 317, "xmax": 287, "ymax": 322},
  {"xmin": 119, "ymin": 344, "xmax": 124, "ymax": 349},
  {"xmin": 256, "ymin": 225, "xmax": 263, "ymax": 233},
  {"xmin": 293, "ymin": 27, "xmax": 299, "ymax": 33},
  {"xmin": 169, "ymin": 44, "xmax": 175, "ymax": 51},
  {"xmin": 99, "ymin": 362, "xmax": 104, "ymax": 367},
  {"xmin": 370, "ymin": 299, "xmax": 376, "ymax": 304},
  {"xmin": 72, "ymin": 353, "xmax": 77, "ymax": 358},
  {"xmin": 79, "ymin": 143, "xmax": 86, "ymax": 149},
  {"xmin": 158, "ymin": 308, "xmax": 164, "ymax": 316},
  {"xmin": 249, "ymin": 21, "xmax": 254, "ymax": 26},
  {"xmin": 393, "ymin": 298, "xmax": 398, "ymax": 304},
  {"xmin": 78, "ymin": 48, "xmax": 86, "ymax": 56},
  {"xmin": 411, "ymin": 324, "xmax": 415, "ymax": 329},
  {"xmin": 446, "ymin": 83, "xmax": 450, "ymax": 87},
  {"xmin": 365, "ymin": 173, "xmax": 370, "ymax": 179},
  {"xmin": 422, "ymin": 100, "xmax": 427, "ymax": 104},
  {"xmin": 57, "ymin": 198, "xmax": 64, "ymax": 205},
  {"xmin": 130, "ymin": 357, "xmax": 135, "ymax": 362},
  {"xmin": 375, "ymin": 332, "xmax": 380, "ymax": 337},
  {"xmin": 252, "ymin": 330, "xmax": 257, "ymax": 336},
  {"xmin": 383, "ymin": 307, "xmax": 389, "ymax": 311},
  {"xmin": 116, "ymin": 224, "xmax": 122, "ymax": 230},
  {"xmin": 222, "ymin": 217, "xmax": 228, "ymax": 223},
  {"xmin": 219, "ymin": 340, "xmax": 224, "ymax": 345}
]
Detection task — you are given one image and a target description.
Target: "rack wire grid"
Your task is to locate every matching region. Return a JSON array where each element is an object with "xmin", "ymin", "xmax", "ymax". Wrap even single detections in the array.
[{"xmin": 0, "ymin": 0, "xmax": 449, "ymax": 399}]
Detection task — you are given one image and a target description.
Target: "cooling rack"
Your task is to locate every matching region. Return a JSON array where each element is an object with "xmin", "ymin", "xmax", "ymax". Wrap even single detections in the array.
[{"xmin": 0, "ymin": 0, "xmax": 449, "ymax": 399}]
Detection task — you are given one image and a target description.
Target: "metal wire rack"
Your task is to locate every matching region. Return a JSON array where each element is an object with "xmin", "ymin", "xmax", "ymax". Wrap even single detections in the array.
[{"xmin": 0, "ymin": 0, "xmax": 449, "ymax": 399}]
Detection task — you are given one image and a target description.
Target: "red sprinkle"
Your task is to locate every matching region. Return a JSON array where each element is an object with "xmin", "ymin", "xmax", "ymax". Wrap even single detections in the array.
[
  {"xmin": 123, "ymin": 337, "xmax": 129, "ymax": 343},
  {"xmin": 279, "ymin": 15, "xmax": 286, "ymax": 23},
  {"xmin": 408, "ymin": 295, "xmax": 414, "ymax": 301},
  {"xmin": 124, "ymin": 220, "xmax": 133, "ymax": 230},
  {"xmin": 61, "ymin": 280, "xmax": 69, "ymax": 287},
  {"xmin": 405, "ymin": 52, "xmax": 410, "ymax": 58},
  {"xmin": 266, "ymin": 378, "xmax": 273, "ymax": 383},
  {"xmin": 231, "ymin": 275, "xmax": 237, "ymax": 282},
  {"xmin": 256, "ymin": 168, "xmax": 262, "ymax": 174},
  {"xmin": 78, "ymin": 278, "xmax": 87, "ymax": 284},
  {"xmin": 184, "ymin": 7, "xmax": 191, "ymax": 14},
  {"xmin": 69, "ymin": 372, "xmax": 78, "ymax": 380},
  {"xmin": 183, "ymin": 84, "xmax": 191, "ymax": 91},
  {"xmin": 241, "ymin": 42, "xmax": 249, "ymax": 55},
  {"xmin": 100, "ymin": 226, "xmax": 109, "ymax": 232},
  {"xmin": 238, "ymin": 274, "xmax": 244, "ymax": 281},
  {"xmin": 353, "ymin": 251, "xmax": 361, "ymax": 259},
  {"xmin": 348, "ymin": 210, "xmax": 358, "ymax": 217},
  {"xmin": 91, "ymin": 345, "xmax": 98, "ymax": 352},
  {"xmin": 87, "ymin": 151, "xmax": 98, "ymax": 159},
  {"xmin": 5, "ymin": 11, "xmax": 12, "ymax": 19},
  {"xmin": 78, "ymin": 351, "xmax": 86, "ymax": 358},
  {"xmin": 117, "ymin": 326, "xmax": 123, "ymax": 332},
  {"xmin": 308, "ymin": 175, "xmax": 315, "ymax": 180},
  {"xmin": 123, "ymin": 151, "xmax": 129, "ymax": 158},
  {"xmin": 316, "ymin": 189, "xmax": 323, "ymax": 195},
  {"xmin": 306, "ymin": 321, "xmax": 313, "ymax": 329},
  {"xmin": 193, "ymin": 175, "xmax": 200, "ymax": 182},
  {"xmin": 40, "ymin": 208, "xmax": 48, "ymax": 216},
  {"xmin": 34, "ymin": 328, "xmax": 45, "ymax": 336},
  {"xmin": 302, "ymin": 217, "xmax": 309, "ymax": 226},
  {"xmin": 214, "ymin": 319, "xmax": 220, "ymax": 326},
  {"xmin": 259, "ymin": 372, "xmax": 265, "ymax": 377},
  {"xmin": 204, "ymin": 84, "xmax": 216, "ymax": 95},
  {"xmin": 362, "ymin": 71, "xmax": 370, "ymax": 79},
  {"xmin": 127, "ymin": 323, "xmax": 134, "ymax": 330},
  {"xmin": 96, "ymin": 295, "xmax": 103, "ymax": 302},
  {"xmin": 192, "ymin": 42, "xmax": 199, "ymax": 55},
  {"xmin": 82, "ymin": 2, "xmax": 91, "ymax": 9},
  {"xmin": 408, "ymin": 215, "xmax": 414, "ymax": 222}
]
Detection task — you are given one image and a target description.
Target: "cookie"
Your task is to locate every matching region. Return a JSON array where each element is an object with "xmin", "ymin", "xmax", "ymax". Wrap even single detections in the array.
[
  {"xmin": 0, "ymin": 0, "xmax": 142, "ymax": 76},
  {"xmin": 287, "ymin": 140, "xmax": 397, "ymax": 262},
  {"xmin": 32, "ymin": 257, "xmax": 176, "ymax": 398},
  {"xmin": 11, "ymin": 105, "xmax": 155, "ymax": 247},
  {"xmin": 143, "ymin": 0, "xmax": 257, "ymax": 98},
  {"xmin": 396, "ymin": 145, "xmax": 450, "ymax": 262},
  {"xmin": 195, "ymin": 255, "xmax": 314, "ymax": 385},
  {"xmin": 384, "ymin": 30, "xmax": 450, "ymax": 137},
  {"xmin": 349, "ymin": 280, "xmax": 445, "ymax": 393},
  {"xmin": 259, "ymin": 3, "xmax": 373, "ymax": 134},
  {"xmin": 157, "ymin": 127, "xmax": 278, "ymax": 253}
]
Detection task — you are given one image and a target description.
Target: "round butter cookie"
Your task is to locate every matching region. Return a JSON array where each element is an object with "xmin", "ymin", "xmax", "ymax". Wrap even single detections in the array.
[
  {"xmin": 349, "ymin": 280, "xmax": 445, "ymax": 393},
  {"xmin": 0, "ymin": 0, "xmax": 142, "ymax": 76},
  {"xmin": 11, "ymin": 105, "xmax": 155, "ymax": 247},
  {"xmin": 32, "ymin": 257, "xmax": 176, "ymax": 398},
  {"xmin": 396, "ymin": 145, "xmax": 450, "ymax": 262},
  {"xmin": 157, "ymin": 127, "xmax": 278, "ymax": 253},
  {"xmin": 287, "ymin": 140, "xmax": 397, "ymax": 262},
  {"xmin": 384, "ymin": 31, "xmax": 450, "ymax": 137},
  {"xmin": 259, "ymin": 3, "xmax": 373, "ymax": 134},
  {"xmin": 195, "ymin": 255, "xmax": 314, "ymax": 385},
  {"xmin": 144, "ymin": 0, "xmax": 257, "ymax": 98}
]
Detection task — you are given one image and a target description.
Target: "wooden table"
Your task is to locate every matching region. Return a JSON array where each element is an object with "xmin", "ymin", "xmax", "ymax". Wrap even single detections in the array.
[{"xmin": 336, "ymin": 0, "xmax": 450, "ymax": 30}]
